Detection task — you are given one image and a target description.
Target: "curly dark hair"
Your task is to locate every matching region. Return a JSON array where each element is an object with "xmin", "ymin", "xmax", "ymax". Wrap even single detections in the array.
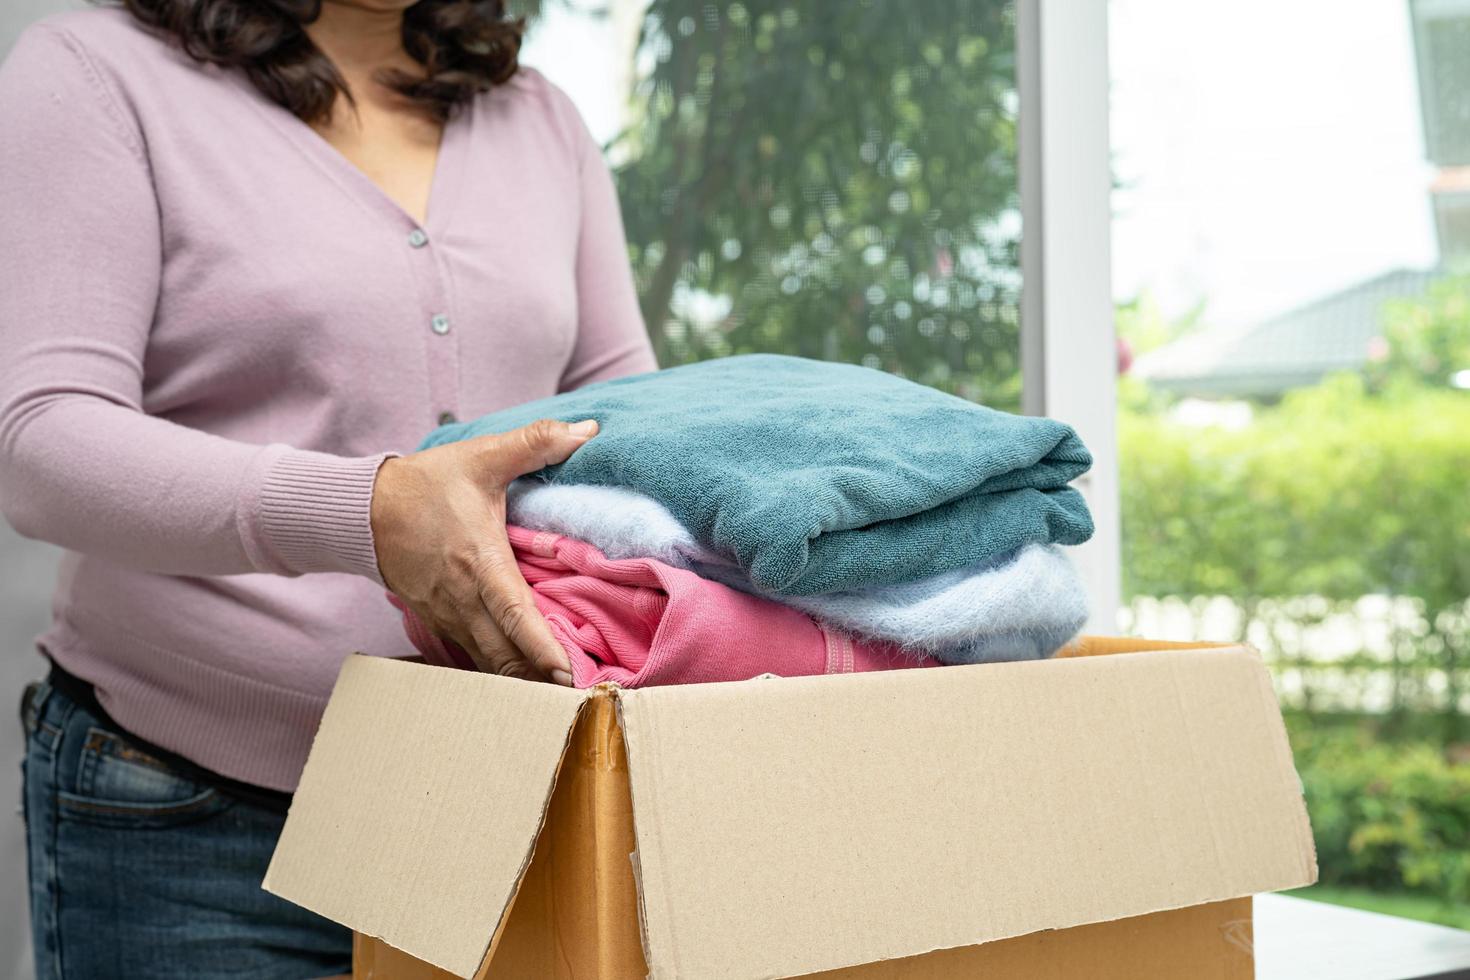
[{"xmin": 107, "ymin": 0, "xmax": 524, "ymax": 122}]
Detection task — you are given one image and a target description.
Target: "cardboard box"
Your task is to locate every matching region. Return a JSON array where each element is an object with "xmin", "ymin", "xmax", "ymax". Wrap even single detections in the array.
[{"xmin": 265, "ymin": 637, "xmax": 1316, "ymax": 979}]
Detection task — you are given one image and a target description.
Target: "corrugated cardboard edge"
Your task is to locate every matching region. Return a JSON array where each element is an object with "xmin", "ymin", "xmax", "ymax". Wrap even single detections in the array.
[
  {"xmin": 475, "ymin": 685, "xmax": 650, "ymax": 979},
  {"xmin": 263, "ymin": 656, "xmax": 591, "ymax": 979},
  {"xmin": 467, "ymin": 702, "xmax": 589, "ymax": 979},
  {"xmin": 798, "ymin": 897, "xmax": 1254, "ymax": 979},
  {"xmin": 1246, "ymin": 644, "xmax": 1321, "ymax": 880},
  {"xmin": 615, "ymin": 670, "xmax": 797, "ymax": 978},
  {"xmin": 611, "ymin": 691, "xmax": 656, "ymax": 974},
  {"xmin": 617, "ymin": 645, "xmax": 1319, "ymax": 980},
  {"xmin": 576, "ymin": 689, "xmax": 649, "ymax": 977}
]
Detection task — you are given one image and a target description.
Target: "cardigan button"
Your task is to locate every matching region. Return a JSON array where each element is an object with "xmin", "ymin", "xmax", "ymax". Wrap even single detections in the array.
[
  {"xmin": 408, "ymin": 228, "xmax": 429, "ymax": 248},
  {"xmin": 437, "ymin": 411, "xmax": 457, "ymax": 425},
  {"xmin": 430, "ymin": 314, "xmax": 450, "ymax": 335}
]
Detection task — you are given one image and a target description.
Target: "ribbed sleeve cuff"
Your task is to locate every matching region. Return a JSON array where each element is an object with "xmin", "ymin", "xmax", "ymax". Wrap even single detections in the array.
[{"xmin": 243, "ymin": 447, "xmax": 398, "ymax": 583}]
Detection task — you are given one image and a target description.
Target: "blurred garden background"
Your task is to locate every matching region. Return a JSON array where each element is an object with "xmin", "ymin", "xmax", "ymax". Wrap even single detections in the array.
[{"xmin": 1119, "ymin": 280, "xmax": 1470, "ymax": 928}]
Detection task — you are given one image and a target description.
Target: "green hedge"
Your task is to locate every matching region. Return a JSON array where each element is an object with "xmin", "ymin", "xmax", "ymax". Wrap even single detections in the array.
[
  {"xmin": 1289, "ymin": 722, "xmax": 1470, "ymax": 905},
  {"xmin": 1120, "ymin": 374, "xmax": 1470, "ymax": 607}
]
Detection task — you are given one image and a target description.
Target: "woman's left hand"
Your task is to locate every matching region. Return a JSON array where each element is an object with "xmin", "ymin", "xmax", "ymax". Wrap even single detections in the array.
[{"xmin": 369, "ymin": 418, "xmax": 599, "ymax": 685}]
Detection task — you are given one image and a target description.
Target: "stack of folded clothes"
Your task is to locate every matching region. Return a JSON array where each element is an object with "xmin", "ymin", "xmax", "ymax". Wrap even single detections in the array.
[{"xmin": 391, "ymin": 354, "xmax": 1095, "ymax": 688}]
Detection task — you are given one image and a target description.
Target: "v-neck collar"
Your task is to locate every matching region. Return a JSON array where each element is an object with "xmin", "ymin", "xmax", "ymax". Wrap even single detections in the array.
[{"xmin": 240, "ymin": 75, "xmax": 473, "ymax": 236}]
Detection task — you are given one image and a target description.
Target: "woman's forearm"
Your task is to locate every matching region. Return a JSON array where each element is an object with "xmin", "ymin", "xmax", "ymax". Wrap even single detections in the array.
[{"xmin": 0, "ymin": 388, "xmax": 392, "ymax": 580}]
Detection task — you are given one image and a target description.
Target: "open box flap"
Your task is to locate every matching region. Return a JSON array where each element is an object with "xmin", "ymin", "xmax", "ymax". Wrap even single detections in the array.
[
  {"xmin": 618, "ymin": 645, "xmax": 1317, "ymax": 980},
  {"xmin": 263, "ymin": 655, "xmax": 587, "ymax": 978}
]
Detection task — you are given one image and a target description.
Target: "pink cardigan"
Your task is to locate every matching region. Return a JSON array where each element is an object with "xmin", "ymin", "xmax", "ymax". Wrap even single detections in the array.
[
  {"xmin": 0, "ymin": 10, "xmax": 656, "ymax": 791},
  {"xmin": 391, "ymin": 528, "xmax": 941, "ymax": 687}
]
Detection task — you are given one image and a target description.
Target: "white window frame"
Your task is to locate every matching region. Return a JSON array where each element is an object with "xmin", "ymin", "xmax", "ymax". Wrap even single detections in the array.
[{"xmin": 1017, "ymin": 0, "xmax": 1121, "ymax": 635}]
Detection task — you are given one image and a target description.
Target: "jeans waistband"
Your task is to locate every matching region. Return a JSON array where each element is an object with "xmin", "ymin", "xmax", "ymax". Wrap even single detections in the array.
[{"xmin": 31, "ymin": 660, "xmax": 292, "ymax": 816}]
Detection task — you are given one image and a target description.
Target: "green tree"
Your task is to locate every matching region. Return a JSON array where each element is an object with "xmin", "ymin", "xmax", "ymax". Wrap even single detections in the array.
[{"xmin": 610, "ymin": 0, "xmax": 1022, "ymax": 408}]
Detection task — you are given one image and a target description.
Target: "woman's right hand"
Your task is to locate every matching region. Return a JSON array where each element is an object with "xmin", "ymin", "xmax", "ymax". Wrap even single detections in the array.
[{"xmin": 369, "ymin": 418, "xmax": 599, "ymax": 686}]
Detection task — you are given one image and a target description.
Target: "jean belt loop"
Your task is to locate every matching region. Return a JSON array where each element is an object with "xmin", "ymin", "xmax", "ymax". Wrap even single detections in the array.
[{"xmin": 19, "ymin": 679, "xmax": 52, "ymax": 736}]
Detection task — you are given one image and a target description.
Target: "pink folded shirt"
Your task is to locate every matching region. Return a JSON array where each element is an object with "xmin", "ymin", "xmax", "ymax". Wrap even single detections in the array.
[{"xmin": 389, "ymin": 526, "xmax": 940, "ymax": 687}]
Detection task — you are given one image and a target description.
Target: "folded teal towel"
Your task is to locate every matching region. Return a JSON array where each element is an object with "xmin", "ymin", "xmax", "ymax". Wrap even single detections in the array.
[{"xmin": 422, "ymin": 355, "xmax": 1093, "ymax": 596}]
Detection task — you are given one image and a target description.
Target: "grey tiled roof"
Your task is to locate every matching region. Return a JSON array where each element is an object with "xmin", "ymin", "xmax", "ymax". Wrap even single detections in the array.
[{"xmin": 1133, "ymin": 267, "xmax": 1445, "ymax": 398}]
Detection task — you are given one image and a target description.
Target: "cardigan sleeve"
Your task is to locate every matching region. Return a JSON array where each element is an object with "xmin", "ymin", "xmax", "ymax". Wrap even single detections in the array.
[
  {"xmin": 0, "ymin": 25, "xmax": 393, "ymax": 582},
  {"xmin": 557, "ymin": 104, "xmax": 658, "ymax": 392}
]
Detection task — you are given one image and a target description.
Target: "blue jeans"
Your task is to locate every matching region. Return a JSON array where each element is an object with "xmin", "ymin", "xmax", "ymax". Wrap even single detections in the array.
[{"xmin": 20, "ymin": 677, "xmax": 352, "ymax": 979}]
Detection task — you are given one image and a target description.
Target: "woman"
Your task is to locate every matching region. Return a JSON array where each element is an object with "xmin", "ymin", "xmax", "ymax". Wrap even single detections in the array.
[{"xmin": 0, "ymin": 0, "xmax": 655, "ymax": 974}]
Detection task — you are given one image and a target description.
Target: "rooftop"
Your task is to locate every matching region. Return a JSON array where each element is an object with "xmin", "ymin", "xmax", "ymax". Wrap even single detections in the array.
[{"xmin": 1132, "ymin": 267, "xmax": 1445, "ymax": 398}]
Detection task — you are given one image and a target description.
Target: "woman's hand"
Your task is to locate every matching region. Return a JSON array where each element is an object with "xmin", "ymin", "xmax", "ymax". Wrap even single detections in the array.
[{"xmin": 370, "ymin": 418, "xmax": 599, "ymax": 685}]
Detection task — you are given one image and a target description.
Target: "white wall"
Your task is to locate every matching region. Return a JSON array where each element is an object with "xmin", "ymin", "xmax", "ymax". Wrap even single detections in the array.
[{"xmin": 0, "ymin": 6, "xmax": 80, "ymax": 977}]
